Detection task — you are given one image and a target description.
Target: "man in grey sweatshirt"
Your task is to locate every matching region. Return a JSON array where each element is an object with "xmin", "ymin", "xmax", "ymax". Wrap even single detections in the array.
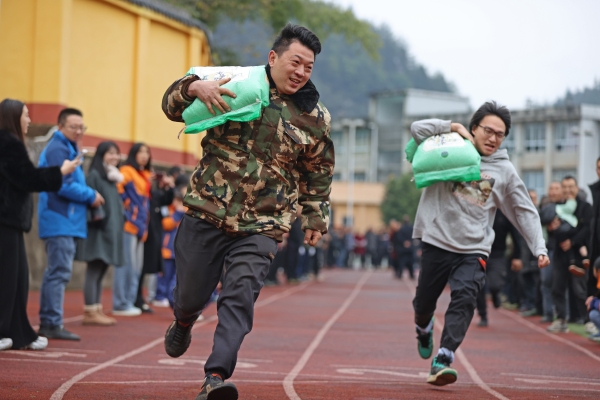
[{"xmin": 410, "ymin": 101, "xmax": 550, "ymax": 386}]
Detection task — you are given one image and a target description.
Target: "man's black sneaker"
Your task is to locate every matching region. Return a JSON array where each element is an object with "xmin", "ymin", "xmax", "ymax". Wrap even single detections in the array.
[
  {"xmin": 38, "ymin": 325, "xmax": 81, "ymax": 341},
  {"xmin": 164, "ymin": 320, "xmax": 193, "ymax": 358},
  {"xmin": 477, "ymin": 318, "xmax": 488, "ymax": 327},
  {"xmin": 196, "ymin": 373, "xmax": 238, "ymax": 400},
  {"xmin": 427, "ymin": 354, "xmax": 457, "ymax": 386},
  {"xmin": 416, "ymin": 317, "xmax": 434, "ymax": 359}
]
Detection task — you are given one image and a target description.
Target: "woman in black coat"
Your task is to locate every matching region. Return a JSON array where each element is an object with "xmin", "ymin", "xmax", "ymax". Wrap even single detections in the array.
[{"xmin": 0, "ymin": 98, "xmax": 81, "ymax": 350}]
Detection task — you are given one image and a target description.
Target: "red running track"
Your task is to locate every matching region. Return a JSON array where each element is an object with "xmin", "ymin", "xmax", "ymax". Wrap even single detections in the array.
[{"xmin": 2, "ymin": 269, "xmax": 600, "ymax": 399}]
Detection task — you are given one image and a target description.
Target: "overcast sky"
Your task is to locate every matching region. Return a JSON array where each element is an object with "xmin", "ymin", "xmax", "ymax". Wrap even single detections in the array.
[{"xmin": 329, "ymin": 0, "xmax": 600, "ymax": 110}]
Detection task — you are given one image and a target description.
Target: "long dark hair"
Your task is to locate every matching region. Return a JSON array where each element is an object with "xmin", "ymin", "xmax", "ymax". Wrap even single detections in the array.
[
  {"xmin": 123, "ymin": 142, "xmax": 151, "ymax": 171},
  {"xmin": 89, "ymin": 141, "xmax": 120, "ymax": 180},
  {"xmin": 0, "ymin": 98, "xmax": 26, "ymax": 142}
]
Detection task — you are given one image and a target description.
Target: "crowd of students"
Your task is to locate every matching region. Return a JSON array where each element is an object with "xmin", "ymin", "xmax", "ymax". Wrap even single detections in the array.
[
  {"xmin": 475, "ymin": 177, "xmax": 600, "ymax": 342},
  {"xmin": 0, "ymin": 101, "xmax": 192, "ymax": 349}
]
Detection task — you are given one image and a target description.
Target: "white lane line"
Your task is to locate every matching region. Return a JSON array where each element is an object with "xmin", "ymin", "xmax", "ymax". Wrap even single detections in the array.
[
  {"xmin": 501, "ymin": 372, "xmax": 600, "ymax": 383},
  {"xmin": 49, "ymin": 281, "xmax": 313, "ymax": 400},
  {"xmin": 403, "ymin": 280, "xmax": 510, "ymax": 400},
  {"xmin": 497, "ymin": 308, "xmax": 600, "ymax": 364},
  {"xmin": 283, "ymin": 271, "xmax": 372, "ymax": 400}
]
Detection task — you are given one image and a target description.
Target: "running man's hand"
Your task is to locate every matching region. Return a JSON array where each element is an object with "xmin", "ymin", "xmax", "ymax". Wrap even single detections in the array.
[
  {"xmin": 451, "ymin": 122, "xmax": 474, "ymax": 144},
  {"xmin": 186, "ymin": 78, "xmax": 237, "ymax": 115},
  {"xmin": 538, "ymin": 255, "xmax": 550, "ymax": 269},
  {"xmin": 304, "ymin": 229, "xmax": 322, "ymax": 246}
]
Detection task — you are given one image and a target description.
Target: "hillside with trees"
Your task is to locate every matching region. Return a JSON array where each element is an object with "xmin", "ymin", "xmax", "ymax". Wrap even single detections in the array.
[{"xmin": 164, "ymin": 0, "xmax": 455, "ymax": 118}]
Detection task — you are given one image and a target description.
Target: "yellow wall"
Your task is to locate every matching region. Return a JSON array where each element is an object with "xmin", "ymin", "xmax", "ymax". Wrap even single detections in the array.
[
  {"xmin": 0, "ymin": 0, "xmax": 36, "ymax": 100},
  {"xmin": 330, "ymin": 181, "xmax": 386, "ymax": 233},
  {"xmin": 0, "ymin": 0, "xmax": 211, "ymax": 165},
  {"xmin": 69, "ymin": 0, "xmax": 137, "ymax": 142}
]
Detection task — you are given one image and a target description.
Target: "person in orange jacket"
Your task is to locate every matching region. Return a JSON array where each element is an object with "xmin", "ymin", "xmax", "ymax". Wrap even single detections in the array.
[{"xmin": 112, "ymin": 143, "xmax": 151, "ymax": 316}]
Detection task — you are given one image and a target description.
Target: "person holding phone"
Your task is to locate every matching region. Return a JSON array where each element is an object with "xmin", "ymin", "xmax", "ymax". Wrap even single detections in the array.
[
  {"xmin": 0, "ymin": 99, "xmax": 82, "ymax": 350},
  {"xmin": 37, "ymin": 108, "xmax": 104, "ymax": 341}
]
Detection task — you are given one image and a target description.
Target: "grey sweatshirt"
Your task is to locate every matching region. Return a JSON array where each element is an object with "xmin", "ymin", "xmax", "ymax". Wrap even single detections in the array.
[{"xmin": 411, "ymin": 119, "xmax": 547, "ymax": 258}]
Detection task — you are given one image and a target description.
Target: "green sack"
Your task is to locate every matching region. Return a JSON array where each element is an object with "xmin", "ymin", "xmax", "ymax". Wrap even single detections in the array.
[
  {"xmin": 405, "ymin": 133, "xmax": 481, "ymax": 189},
  {"xmin": 182, "ymin": 66, "xmax": 271, "ymax": 134}
]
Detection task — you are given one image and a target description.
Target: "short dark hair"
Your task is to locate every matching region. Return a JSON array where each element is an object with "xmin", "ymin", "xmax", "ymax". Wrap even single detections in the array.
[
  {"xmin": 0, "ymin": 98, "xmax": 26, "ymax": 142},
  {"xmin": 58, "ymin": 108, "xmax": 83, "ymax": 125},
  {"xmin": 469, "ymin": 101, "xmax": 511, "ymax": 137},
  {"xmin": 562, "ymin": 175, "xmax": 578, "ymax": 185},
  {"xmin": 271, "ymin": 23, "xmax": 321, "ymax": 58}
]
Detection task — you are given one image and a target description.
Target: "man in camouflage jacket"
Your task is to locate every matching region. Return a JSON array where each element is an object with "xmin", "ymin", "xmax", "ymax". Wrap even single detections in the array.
[{"xmin": 162, "ymin": 24, "xmax": 334, "ymax": 400}]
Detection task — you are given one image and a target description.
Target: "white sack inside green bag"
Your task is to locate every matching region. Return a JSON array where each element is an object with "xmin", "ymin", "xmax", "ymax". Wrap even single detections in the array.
[
  {"xmin": 405, "ymin": 132, "xmax": 481, "ymax": 189},
  {"xmin": 182, "ymin": 66, "xmax": 270, "ymax": 134}
]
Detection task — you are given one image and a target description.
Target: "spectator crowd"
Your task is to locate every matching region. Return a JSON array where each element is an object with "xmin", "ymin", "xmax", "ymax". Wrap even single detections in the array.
[{"xmin": 1, "ymin": 99, "xmax": 600, "ymax": 352}]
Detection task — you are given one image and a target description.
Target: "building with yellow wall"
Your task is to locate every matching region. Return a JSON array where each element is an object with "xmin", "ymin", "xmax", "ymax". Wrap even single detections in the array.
[
  {"xmin": 0, "ymin": 0, "xmax": 212, "ymax": 165},
  {"xmin": 330, "ymin": 181, "xmax": 386, "ymax": 233}
]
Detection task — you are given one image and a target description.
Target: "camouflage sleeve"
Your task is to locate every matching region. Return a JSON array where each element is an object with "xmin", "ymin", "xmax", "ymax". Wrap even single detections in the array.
[
  {"xmin": 161, "ymin": 74, "xmax": 200, "ymax": 122},
  {"xmin": 297, "ymin": 107, "xmax": 335, "ymax": 234}
]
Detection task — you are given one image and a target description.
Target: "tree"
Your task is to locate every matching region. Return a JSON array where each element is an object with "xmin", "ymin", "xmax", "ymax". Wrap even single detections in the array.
[
  {"xmin": 380, "ymin": 174, "xmax": 422, "ymax": 225},
  {"xmin": 165, "ymin": 0, "xmax": 381, "ymax": 58}
]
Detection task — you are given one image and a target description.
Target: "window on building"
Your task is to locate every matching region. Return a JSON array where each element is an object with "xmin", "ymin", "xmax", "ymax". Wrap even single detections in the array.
[
  {"xmin": 554, "ymin": 122, "xmax": 579, "ymax": 152},
  {"xmin": 522, "ymin": 170, "xmax": 545, "ymax": 196},
  {"xmin": 354, "ymin": 172, "xmax": 366, "ymax": 181},
  {"xmin": 331, "ymin": 131, "xmax": 344, "ymax": 155},
  {"xmin": 355, "ymin": 128, "xmax": 370, "ymax": 153},
  {"xmin": 524, "ymin": 123, "xmax": 546, "ymax": 152},
  {"xmin": 500, "ymin": 132, "xmax": 515, "ymax": 153},
  {"xmin": 552, "ymin": 169, "xmax": 577, "ymax": 183},
  {"xmin": 332, "ymin": 172, "xmax": 341, "ymax": 181}
]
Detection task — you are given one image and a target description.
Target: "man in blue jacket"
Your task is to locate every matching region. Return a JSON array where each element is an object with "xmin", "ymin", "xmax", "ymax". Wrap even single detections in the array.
[{"xmin": 38, "ymin": 108, "xmax": 104, "ymax": 341}]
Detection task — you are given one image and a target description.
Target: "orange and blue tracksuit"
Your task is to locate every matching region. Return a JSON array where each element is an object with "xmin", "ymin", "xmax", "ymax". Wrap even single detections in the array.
[
  {"xmin": 155, "ymin": 205, "xmax": 185, "ymax": 305},
  {"xmin": 117, "ymin": 165, "xmax": 151, "ymax": 242}
]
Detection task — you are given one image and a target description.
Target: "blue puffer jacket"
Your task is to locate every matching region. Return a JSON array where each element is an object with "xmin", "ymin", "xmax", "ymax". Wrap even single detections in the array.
[{"xmin": 38, "ymin": 131, "xmax": 96, "ymax": 239}]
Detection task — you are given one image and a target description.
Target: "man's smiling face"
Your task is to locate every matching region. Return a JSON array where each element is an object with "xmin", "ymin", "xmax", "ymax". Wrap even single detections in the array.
[
  {"xmin": 268, "ymin": 40, "xmax": 314, "ymax": 95},
  {"xmin": 471, "ymin": 115, "xmax": 506, "ymax": 156}
]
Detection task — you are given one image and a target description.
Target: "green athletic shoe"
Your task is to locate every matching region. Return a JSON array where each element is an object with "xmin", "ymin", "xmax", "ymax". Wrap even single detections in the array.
[
  {"xmin": 416, "ymin": 317, "xmax": 434, "ymax": 359},
  {"xmin": 427, "ymin": 354, "xmax": 457, "ymax": 386}
]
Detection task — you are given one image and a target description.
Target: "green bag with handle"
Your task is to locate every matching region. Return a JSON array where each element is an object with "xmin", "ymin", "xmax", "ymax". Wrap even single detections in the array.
[
  {"xmin": 181, "ymin": 66, "xmax": 270, "ymax": 134},
  {"xmin": 405, "ymin": 132, "xmax": 481, "ymax": 189}
]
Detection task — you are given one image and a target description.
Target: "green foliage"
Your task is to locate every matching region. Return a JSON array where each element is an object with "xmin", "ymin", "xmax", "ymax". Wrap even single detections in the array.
[
  {"xmin": 164, "ymin": 0, "xmax": 380, "ymax": 59},
  {"xmin": 380, "ymin": 174, "xmax": 422, "ymax": 225},
  {"xmin": 163, "ymin": 0, "xmax": 454, "ymax": 118}
]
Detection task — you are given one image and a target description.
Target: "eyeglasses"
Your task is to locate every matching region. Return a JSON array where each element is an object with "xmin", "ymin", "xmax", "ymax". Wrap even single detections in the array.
[
  {"xmin": 66, "ymin": 125, "xmax": 87, "ymax": 132},
  {"xmin": 478, "ymin": 124, "xmax": 506, "ymax": 140}
]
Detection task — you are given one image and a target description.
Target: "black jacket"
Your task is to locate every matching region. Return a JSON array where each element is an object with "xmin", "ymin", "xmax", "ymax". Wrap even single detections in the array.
[
  {"xmin": 0, "ymin": 130, "xmax": 62, "ymax": 232},
  {"xmin": 142, "ymin": 185, "xmax": 174, "ymax": 274},
  {"xmin": 556, "ymin": 197, "xmax": 592, "ymax": 252},
  {"xmin": 589, "ymin": 181, "xmax": 600, "ymax": 263}
]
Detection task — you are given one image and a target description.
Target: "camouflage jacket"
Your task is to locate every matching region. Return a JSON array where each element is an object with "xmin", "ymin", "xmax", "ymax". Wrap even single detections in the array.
[{"xmin": 162, "ymin": 65, "xmax": 334, "ymax": 241}]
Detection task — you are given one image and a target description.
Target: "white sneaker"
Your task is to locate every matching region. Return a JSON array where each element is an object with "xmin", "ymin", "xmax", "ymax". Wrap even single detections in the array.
[
  {"xmin": 151, "ymin": 299, "xmax": 170, "ymax": 307},
  {"xmin": 112, "ymin": 307, "xmax": 142, "ymax": 316},
  {"xmin": 0, "ymin": 338, "xmax": 13, "ymax": 350},
  {"xmin": 26, "ymin": 336, "xmax": 48, "ymax": 350},
  {"xmin": 585, "ymin": 321, "xmax": 599, "ymax": 335}
]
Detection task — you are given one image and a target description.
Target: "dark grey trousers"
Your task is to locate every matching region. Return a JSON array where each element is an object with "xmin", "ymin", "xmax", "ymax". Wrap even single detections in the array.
[
  {"xmin": 173, "ymin": 215, "xmax": 277, "ymax": 379},
  {"xmin": 413, "ymin": 243, "xmax": 486, "ymax": 352},
  {"xmin": 551, "ymin": 249, "xmax": 587, "ymax": 321}
]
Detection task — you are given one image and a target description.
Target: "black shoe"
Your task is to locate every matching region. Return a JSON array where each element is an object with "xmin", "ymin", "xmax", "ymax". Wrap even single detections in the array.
[
  {"xmin": 196, "ymin": 373, "xmax": 238, "ymax": 400},
  {"xmin": 38, "ymin": 325, "xmax": 81, "ymax": 341},
  {"xmin": 136, "ymin": 302, "xmax": 154, "ymax": 314},
  {"xmin": 164, "ymin": 320, "xmax": 193, "ymax": 358},
  {"xmin": 477, "ymin": 318, "xmax": 488, "ymax": 327}
]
